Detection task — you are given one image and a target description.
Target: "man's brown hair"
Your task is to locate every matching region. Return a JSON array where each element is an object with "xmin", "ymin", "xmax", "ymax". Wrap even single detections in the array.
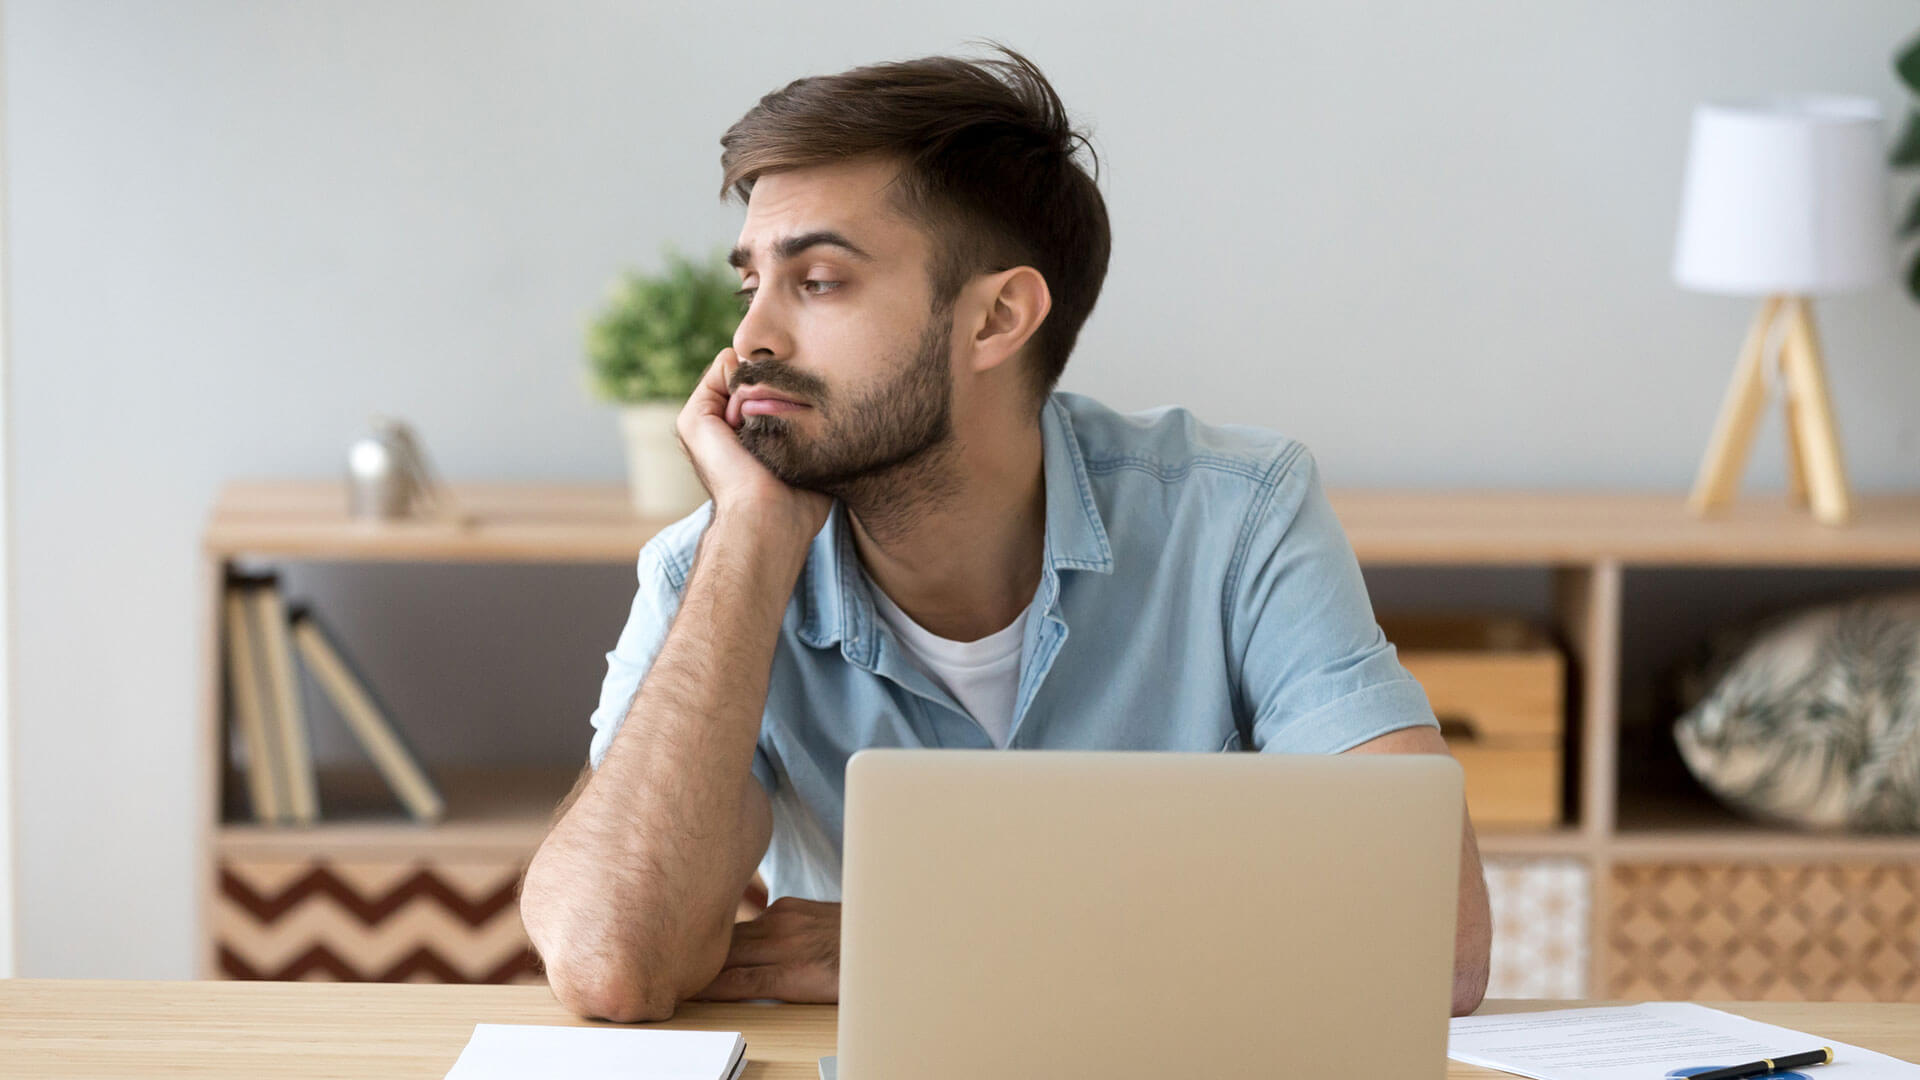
[{"xmin": 719, "ymin": 42, "xmax": 1110, "ymax": 400}]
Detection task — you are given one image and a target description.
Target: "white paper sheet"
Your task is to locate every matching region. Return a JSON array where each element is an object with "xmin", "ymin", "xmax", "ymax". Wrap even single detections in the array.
[
  {"xmin": 1449, "ymin": 1003, "xmax": 1918, "ymax": 1080},
  {"xmin": 443, "ymin": 1023, "xmax": 746, "ymax": 1080}
]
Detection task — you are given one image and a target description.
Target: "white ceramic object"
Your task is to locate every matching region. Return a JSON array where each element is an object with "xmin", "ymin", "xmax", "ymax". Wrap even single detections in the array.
[{"xmin": 618, "ymin": 402, "xmax": 708, "ymax": 518}]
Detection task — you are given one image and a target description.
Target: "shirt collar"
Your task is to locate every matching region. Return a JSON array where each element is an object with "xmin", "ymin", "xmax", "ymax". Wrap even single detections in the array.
[{"xmin": 796, "ymin": 392, "xmax": 1113, "ymax": 654}]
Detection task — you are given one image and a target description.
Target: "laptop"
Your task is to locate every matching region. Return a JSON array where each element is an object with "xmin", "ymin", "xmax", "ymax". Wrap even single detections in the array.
[{"xmin": 831, "ymin": 748, "xmax": 1463, "ymax": 1079}]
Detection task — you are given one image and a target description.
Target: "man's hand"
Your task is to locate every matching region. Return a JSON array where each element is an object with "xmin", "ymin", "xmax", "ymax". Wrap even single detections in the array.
[
  {"xmin": 690, "ymin": 897, "xmax": 841, "ymax": 1004},
  {"xmin": 678, "ymin": 346, "xmax": 831, "ymax": 540}
]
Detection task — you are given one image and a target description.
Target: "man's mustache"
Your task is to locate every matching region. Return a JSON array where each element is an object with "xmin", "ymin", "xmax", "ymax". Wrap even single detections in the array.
[{"xmin": 732, "ymin": 362, "xmax": 828, "ymax": 404}]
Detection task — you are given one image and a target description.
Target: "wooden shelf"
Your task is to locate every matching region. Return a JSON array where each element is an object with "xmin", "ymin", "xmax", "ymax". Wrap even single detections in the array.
[
  {"xmin": 216, "ymin": 765, "xmax": 578, "ymax": 860},
  {"xmin": 1331, "ymin": 490, "xmax": 1920, "ymax": 566},
  {"xmin": 208, "ymin": 480, "xmax": 1920, "ymax": 567},
  {"xmin": 205, "ymin": 481, "xmax": 677, "ymax": 562},
  {"xmin": 1472, "ymin": 826, "xmax": 1592, "ymax": 858},
  {"xmin": 1612, "ymin": 789, "xmax": 1920, "ymax": 860}
]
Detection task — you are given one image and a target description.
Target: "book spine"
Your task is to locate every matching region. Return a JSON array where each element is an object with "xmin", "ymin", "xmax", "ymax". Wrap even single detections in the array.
[
  {"xmin": 224, "ymin": 583, "xmax": 286, "ymax": 823},
  {"xmin": 253, "ymin": 579, "xmax": 319, "ymax": 825}
]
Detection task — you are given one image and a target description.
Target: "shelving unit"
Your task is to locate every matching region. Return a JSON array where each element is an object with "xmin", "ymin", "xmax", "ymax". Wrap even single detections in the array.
[
  {"xmin": 198, "ymin": 484, "xmax": 680, "ymax": 985},
  {"xmin": 198, "ymin": 481, "xmax": 1920, "ymax": 997}
]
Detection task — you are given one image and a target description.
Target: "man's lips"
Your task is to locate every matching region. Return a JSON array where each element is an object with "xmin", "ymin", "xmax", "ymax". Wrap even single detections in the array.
[
  {"xmin": 728, "ymin": 387, "xmax": 811, "ymax": 426},
  {"xmin": 741, "ymin": 398, "xmax": 809, "ymax": 417}
]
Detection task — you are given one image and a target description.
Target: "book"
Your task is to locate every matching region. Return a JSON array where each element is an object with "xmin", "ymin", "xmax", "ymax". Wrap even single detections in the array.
[
  {"xmin": 443, "ymin": 1024, "xmax": 746, "ymax": 1080},
  {"xmin": 289, "ymin": 603, "xmax": 445, "ymax": 822},
  {"xmin": 223, "ymin": 576, "xmax": 286, "ymax": 823},
  {"xmin": 250, "ymin": 576, "xmax": 319, "ymax": 825}
]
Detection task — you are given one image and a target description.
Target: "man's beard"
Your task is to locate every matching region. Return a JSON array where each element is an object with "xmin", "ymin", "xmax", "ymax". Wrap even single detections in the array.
[{"xmin": 734, "ymin": 312, "xmax": 956, "ymax": 499}]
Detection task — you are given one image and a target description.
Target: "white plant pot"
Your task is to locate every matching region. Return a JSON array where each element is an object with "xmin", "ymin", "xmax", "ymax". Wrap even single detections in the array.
[{"xmin": 618, "ymin": 402, "xmax": 709, "ymax": 519}]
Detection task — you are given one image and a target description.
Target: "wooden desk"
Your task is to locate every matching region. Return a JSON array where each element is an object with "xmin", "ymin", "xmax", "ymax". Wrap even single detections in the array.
[{"xmin": 3, "ymin": 980, "xmax": 1916, "ymax": 1078}]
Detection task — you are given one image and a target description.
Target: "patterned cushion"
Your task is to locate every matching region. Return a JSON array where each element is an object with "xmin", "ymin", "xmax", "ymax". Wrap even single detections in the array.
[{"xmin": 1673, "ymin": 591, "xmax": 1920, "ymax": 832}]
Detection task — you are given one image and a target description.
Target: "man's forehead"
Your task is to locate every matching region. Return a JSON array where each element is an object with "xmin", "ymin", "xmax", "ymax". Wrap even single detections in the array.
[
  {"xmin": 748, "ymin": 157, "xmax": 900, "ymax": 213},
  {"xmin": 731, "ymin": 163, "xmax": 918, "ymax": 266}
]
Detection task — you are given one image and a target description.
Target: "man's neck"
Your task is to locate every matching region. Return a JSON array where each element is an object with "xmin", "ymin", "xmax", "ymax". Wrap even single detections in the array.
[{"xmin": 839, "ymin": 414, "xmax": 1047, "ymax": 643}]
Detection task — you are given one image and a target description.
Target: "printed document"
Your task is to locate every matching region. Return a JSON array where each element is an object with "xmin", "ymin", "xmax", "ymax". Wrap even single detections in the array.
[{"xmin": 1449, "ymin": 1003, "xmax": 1917, "ymax": 1080}]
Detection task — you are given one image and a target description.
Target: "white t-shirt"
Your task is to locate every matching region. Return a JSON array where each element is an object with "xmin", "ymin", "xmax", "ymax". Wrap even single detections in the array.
[{"xmin": 866, "ymin": 575, "xmax": 1029, "ymax": 748}]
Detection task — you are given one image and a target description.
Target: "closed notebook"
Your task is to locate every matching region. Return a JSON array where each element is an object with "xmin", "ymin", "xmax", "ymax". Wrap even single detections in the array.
[{"xmin": 443, "ymin": 1024, "xmax": 746, "ymax": 1080}]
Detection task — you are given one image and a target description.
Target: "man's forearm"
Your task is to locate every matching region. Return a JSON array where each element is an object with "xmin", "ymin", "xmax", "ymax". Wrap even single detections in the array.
[
  {"xmin": 1338, "ymin": 724, "xmax": 1493, "ymax": 1015},
  {"xmin": 1452, "ymin": 810, "xmax": 1492, "ymax": 1016},
  {"xmin": 522, "ymin": 508, "xmax": 808, "ymax": 1020}
]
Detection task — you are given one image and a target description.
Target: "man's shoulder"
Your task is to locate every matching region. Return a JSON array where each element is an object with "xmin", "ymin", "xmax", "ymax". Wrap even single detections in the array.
[{"xmin": 1051, "ymin": 390, "xmax": 1309, "ymax": 488}]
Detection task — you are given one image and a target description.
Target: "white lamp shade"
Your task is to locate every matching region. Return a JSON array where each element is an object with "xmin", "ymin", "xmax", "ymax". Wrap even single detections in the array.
[{"xmin": 1672, "ymin": 95, "xmax": 1894, "ymax": 296}]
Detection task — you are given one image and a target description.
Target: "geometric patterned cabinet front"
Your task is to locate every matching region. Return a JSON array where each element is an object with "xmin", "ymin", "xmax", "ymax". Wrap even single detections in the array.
[
  {"xmin": 1607, "ymin": 862, "xmax": 1920, "ymax": 1002},
  {"xmin": 1485, "ymin": 856, "xmax": 1591, "ymax": 999},
  {"xmin": 215, "ymin": 857, "xmax": 543, "ymax": 984}
]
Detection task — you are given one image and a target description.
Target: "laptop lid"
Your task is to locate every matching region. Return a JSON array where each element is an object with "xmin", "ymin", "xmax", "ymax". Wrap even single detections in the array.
[{"xmin": 837, "ymin": 749, "xmax": 1462, "ymax": 1079}]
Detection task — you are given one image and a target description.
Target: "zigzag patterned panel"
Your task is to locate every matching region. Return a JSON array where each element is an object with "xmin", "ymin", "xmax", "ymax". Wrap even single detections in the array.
[
  {"xmin": 217, "ymin": 857, "xmax": 544, "ymax": 984},
  {"xmin": 1608, "ymin": 862, "xmax": 1920, "ymax": 1002}
]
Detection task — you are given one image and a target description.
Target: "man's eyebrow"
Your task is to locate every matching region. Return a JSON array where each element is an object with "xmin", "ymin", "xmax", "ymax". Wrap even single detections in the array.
[{"xmin": 727, "ymin": 230, "xmax": 875, "ymax": 271}]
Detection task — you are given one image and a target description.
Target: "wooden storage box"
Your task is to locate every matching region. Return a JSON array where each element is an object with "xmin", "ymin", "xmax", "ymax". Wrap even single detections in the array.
[
  {"xmin": 209, "ymin": 767, "xmax": 569, "ymax": 984},
  {"xmin": 214, "ymin": 853, "xmax": 543, "ymax": 984},
  {"xmin": 1380, "ymin": 613, "xmax": 1565, "ymax": 829},
  {"xmin": 210, "ymin": 764, "xmax": 767, "ymax": 984}
]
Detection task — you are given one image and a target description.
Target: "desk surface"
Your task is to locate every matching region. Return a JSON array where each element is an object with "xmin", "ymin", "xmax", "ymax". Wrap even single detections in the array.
[{"xmin": 4, "ymin": 980, "xmax": 1917, "ymax": 1078}]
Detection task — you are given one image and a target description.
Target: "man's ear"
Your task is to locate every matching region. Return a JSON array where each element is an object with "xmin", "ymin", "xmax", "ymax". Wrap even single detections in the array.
[{"xmin": 963, "ymin": 266, "xmax": 1051, "ymax": 377}]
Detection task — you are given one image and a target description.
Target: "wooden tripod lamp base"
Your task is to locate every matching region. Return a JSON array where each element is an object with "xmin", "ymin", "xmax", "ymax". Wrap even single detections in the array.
[{"xmin": 1686, "ymin": 294, "xmax": 1854, "ymax": 527}]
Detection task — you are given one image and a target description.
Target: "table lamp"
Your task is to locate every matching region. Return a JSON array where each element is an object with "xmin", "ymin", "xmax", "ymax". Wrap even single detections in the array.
[{"xmin": 1674, "ymin": 95, "xmax": 1894, "ymax": 526}]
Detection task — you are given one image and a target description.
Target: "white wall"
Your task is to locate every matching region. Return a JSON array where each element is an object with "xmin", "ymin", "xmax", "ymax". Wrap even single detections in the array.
[
  {"xmin": 0, "ymin": 0, "xmax": 14, "ymax": 981},
  {"xmin": 7, "ymin": 0, "xmax": 1919, "ymax": 977}
]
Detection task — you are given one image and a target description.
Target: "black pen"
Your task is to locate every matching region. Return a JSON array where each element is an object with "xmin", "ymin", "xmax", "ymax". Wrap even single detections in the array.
[{"xmin": 1687, "ymin": 1047, "xmax": 1834, "ymax": 1080}]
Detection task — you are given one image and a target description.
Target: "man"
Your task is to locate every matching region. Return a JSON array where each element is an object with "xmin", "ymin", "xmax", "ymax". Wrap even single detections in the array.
[{"xmin": 519, "ymin": 44, "xmax": 1491, "ymax": 1024}]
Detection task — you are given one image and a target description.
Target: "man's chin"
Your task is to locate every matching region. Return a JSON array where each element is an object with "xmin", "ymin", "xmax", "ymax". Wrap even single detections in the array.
[
  {"xmin": 738, "ymin": 415, "xmax": 795, "ymax": 451},
  {"xmin": 739, "ymin": 426, "xmax": 832, "ymax": 490}
]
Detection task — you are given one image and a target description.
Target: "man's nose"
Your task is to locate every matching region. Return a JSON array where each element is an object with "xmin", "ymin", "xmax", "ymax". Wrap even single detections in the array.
[{"xmin": 732, "ymin": 295, "xmax": 791, "ymax": 366}]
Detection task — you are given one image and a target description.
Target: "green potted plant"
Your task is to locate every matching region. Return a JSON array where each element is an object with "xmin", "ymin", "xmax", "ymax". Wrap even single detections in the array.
[
  {"xmin": 586, "ymin": 247, "xmax": 743, "ymax": 517},
  {"xmin": 1895, "ymin": 32, "xmax": 1920, "ymax": 301}
]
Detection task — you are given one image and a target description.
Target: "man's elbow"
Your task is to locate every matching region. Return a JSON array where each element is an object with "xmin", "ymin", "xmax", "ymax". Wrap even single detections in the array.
[
  {"xmin": 542, "ymin": 948, "xmax": 683, "ymax": 1024},
  {"xmin": 520, "ymin": 856, "xmax": 686, "ymax": 1023},
  {"xmin": 536, "ymin": 923, "xmax": 734, "ymax": 1023},
  {"xmin": 1451, "ymin": 962, "xmax": 1489, "ymax": 1016},
  {"xmin": 525, "ymin": 895, "xmax": 685, "ymax": 1022}
]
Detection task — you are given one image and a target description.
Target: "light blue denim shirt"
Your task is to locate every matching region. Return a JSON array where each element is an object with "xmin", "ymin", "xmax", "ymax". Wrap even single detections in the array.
[{"xmin": 587, "ymin": 390, "xmax": 1439, "ymax": 903}]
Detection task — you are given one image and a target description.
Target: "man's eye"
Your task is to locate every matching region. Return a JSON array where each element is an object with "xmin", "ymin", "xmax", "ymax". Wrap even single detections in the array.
[{"xmin": 732, "ymin": 281, "xmax": 838, "ymax": 313}]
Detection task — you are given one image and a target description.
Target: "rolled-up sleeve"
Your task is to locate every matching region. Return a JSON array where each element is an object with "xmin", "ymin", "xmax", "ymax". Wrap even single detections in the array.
[
  {"xmin": 1227, "ymin": 444, "xmax": 1438, "ymax": 754},
  {"xmin": 586, "ymin": 538, "xmax": 778, "ymax": 793}
]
